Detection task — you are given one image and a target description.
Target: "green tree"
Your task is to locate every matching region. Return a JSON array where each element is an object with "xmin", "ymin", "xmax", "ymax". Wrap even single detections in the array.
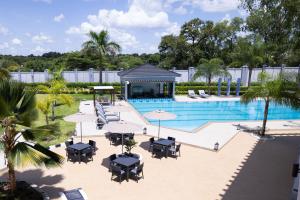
[
  {"xmin": 38, "ymin": 80, "xmax": 74, "ymax": 121},
  {"xmin": 37, "ymin": 97, "xmax": 52, "ymax": 125},
  {"xmin": 230, "ymin": 36, "xmax": 265, "ymax": 86},
  {"xmin": 241, "ymin": 0, "xmax": 298, "ymax": 65},
  {"xmin": 193, "ymin": 58, "xmax": 230, "ymax": 94},
  {"xmin": 0, "ymin": 67, "xmax": 10, "ymax": 80},
  {"xmin": 82, "ymin": 30, "xmax": 121, "ymax": 83},
  {"xmin": 241, "ymin": 71, "xmax": 300, "ymax": 136},
  {"xmin": 0, "ymin": 80, "xmax": 64, "ymax": 191}
]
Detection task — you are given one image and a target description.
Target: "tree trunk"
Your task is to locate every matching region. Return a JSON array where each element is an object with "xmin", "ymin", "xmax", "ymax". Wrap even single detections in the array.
[
  {"xmin": 45, "ymin": 115, "xmax": 49, "ymax": 125},
  {"xmin": 8, "ymin": 160, "xmax": 16, "ymax": 191},
  {"xmin": 99, "ymin": 69, "xmax": 102, "ymax": 84},
  {"xmin": 248, "ymin": 68, "xmax": 253, "ymax": 87},
  {"xmin": 51, "ymin": 103, "xmax": 55, "ymax": 121},
  {"xmin": 261, "ymin": 98, "xmax": 269, "ymax": 136},
  {"xmin": 208, "ymin": 76, "xmax": 211, "ymax": 95}
]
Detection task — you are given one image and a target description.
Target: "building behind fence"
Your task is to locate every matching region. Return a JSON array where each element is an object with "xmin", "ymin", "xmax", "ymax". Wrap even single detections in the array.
[{"xmin": 10, "ymin": 66, "xmax": 299, "ymax": 86}]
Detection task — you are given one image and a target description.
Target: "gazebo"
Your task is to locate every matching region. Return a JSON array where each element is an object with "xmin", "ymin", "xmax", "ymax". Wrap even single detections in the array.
[
  {"xmin": 93, "ymin": 86, "xmax": 115, "ymax": 106},
  {"xmin": 117, "ymin": 64, "xmax": 181, "ymax": 100}
]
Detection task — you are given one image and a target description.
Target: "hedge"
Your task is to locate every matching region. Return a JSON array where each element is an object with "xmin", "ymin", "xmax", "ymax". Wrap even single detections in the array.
[{"xmin": 24, "ymin": 81, "xmax": 258, "ymax": 95}]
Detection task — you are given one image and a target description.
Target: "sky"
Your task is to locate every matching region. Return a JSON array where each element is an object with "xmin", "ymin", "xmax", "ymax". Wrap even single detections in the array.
[{"xmin": 0, "ymin": 0, "xmax": 247, "ymax": 56}]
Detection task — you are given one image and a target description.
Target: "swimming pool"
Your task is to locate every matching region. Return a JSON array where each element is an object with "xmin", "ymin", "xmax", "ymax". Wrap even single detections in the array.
[{"xmin": 129, "ymin": 98, "xmax": 300, "ymax": 132}]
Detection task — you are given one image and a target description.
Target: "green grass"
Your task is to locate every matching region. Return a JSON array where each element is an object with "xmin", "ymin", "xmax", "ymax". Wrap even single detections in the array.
[{"xmin": 34, "ymin": 94, "xmax": 94, "ymax": 147}]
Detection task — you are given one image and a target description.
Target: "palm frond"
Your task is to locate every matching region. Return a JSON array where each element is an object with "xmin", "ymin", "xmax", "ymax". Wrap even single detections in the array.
[
  {"xmin": 21, "ymin": 123, "xmax": 60, "ymax": 141},
  {"xmin": 8, "ymin": 142, "xmax": 63, "ymax": 168}
]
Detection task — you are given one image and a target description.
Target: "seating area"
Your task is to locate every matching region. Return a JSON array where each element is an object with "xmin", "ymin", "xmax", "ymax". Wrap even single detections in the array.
[
  {"xmin": 95, "ymin": 101, "xmax": 120, "ymax": 128},
  {"xmin": 65, "ymin": 140, "xmax": 96, "ymax": 163},
  {"xmin": 109, "ymin": 153, "xmax": 144, "ymax": 183},
  {"xmin": 149, "ymin": 137, "xmax": 181, "ymax": 159},
  {"xmin": 108, "ymin": 132, "xmax": 135, "ymax": 145}
]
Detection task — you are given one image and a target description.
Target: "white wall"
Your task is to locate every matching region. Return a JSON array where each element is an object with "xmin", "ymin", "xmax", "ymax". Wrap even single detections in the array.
[{"xmin": 10, "ymin": 67, "xmax": 299, "ymax": 84}]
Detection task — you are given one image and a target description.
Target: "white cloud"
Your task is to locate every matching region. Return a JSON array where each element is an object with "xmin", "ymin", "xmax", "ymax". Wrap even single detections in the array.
[
  {"xmin": 32, "ymin": 46, "xmax": 48, "ymax": 54},
  {"xmin": 25, "ymin": 32, "xmax": 31, "ymax": 37},
  {"xmin": 33, "ymin": 0, "xmax": 52, "ymax": 3},
  {"xmin": 221, "ymin": 13, "xmax": 231, "ymax": 22},
  {"xmin": 11, "ymin": 38, "xmax": 22, "ymax": 45},
  {"xmin": 174, "ymin": 6, "xmax": 188, "ymax": 15},
  {"xmin": 178, "ymin": 0, "xmax": 239, "ymax": 12},
  {"xmin": 32, "ymin": 33, "xmax": 53, "ymax": 44},
  {"xmin": 0, "ymin": 42, "xmax": 9, "ymax": 50},
  {"xmin": 54, "ymin": 14, "xmax": 65, "ymax": 22},
  {"xmin": 0, "ymin": 25, "xmax": 8, "ymax": 35},
  {"xmin": 155, "ymin": 22, "xmax": 180, "ymax": 37}
]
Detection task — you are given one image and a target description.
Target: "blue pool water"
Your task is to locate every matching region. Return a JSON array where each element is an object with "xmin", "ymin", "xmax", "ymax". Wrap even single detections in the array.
[{"xmin": 129, "ymin": 98, "xmax": 300, "ymax": 132}]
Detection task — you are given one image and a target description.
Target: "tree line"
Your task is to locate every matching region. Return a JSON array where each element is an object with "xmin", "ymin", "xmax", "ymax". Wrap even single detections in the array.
[{"xmin": 0, "ymin": 0, "xmax": 299, "ymax": 75}]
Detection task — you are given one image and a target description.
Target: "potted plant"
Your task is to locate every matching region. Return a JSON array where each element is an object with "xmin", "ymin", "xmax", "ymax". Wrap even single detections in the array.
[{"xmin": 125, "ymin": 139, "xmax": 137, "ymax": 156}]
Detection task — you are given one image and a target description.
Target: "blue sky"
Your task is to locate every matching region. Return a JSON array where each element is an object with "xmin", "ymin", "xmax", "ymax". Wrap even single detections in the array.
[{"xmin": 0, "ymin": 0, "xmax": 246, "ymax": 55}]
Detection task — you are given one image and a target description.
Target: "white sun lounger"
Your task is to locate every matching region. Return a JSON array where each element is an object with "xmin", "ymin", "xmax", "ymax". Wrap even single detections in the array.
[
  {"xmin": 198, "ymin": 90, "xmax": 209, "ymax": 98},
  {"xmin": 188, "ymin": 90, "xmax": 197, "ymax": 98}
]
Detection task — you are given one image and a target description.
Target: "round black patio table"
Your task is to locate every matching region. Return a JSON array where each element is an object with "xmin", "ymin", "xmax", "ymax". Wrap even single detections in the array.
[{"xmin": 68, "ymin": 142, "xmax": 91, "ymax": 163}]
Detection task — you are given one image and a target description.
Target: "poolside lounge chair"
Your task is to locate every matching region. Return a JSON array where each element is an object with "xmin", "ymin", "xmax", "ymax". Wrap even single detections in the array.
[
  {"xmin": 188, "ymin": 90, "xmax": 197, "ymax": 98},
  {"xmin": 60, "ymin": 188, "xmax": 88, "ymax": 200},
  {"xmin": 130, "ymin": 163, "xmax": 144, "ymax": 182},
  {"xmin": 198, "ymin": 90, "xmax": 209, "ymax": 98}
]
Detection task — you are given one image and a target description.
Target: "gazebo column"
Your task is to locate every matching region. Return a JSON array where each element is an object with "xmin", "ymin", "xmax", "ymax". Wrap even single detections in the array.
[
  {"xmin": 124, "ymin": 81, "xmax": 128, "ymax": 101},
  {"xmin": 172, "ymin": 81, "xmax": 175, "ymax": 99}
]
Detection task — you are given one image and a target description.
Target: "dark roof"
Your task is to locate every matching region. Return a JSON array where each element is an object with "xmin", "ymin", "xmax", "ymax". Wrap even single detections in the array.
[{"xmin": 117, "ymin": 64, "xmax": 181, "ymax": 77}]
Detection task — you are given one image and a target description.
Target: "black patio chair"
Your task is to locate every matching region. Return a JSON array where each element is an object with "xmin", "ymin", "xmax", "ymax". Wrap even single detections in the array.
[
  {"xmin": 149, "ymin": 137, "xmax": 154, "ymax": 152},
  {"xmin": 66, "ymin": 148, "xmax": 78, "ymax": 162},
  {"xmin": 167, "ymin": 136, "xmax": 175, "ymax": 141},
  {"xmin": 81, "ymin": 147, "xmax": 93, "ymax": 163},
  {"xmin": 111, "ymin": 165, "xmax": 125, "ymax": 183},
  {"xmin": 109, "ymin": 133, "xmax": 121, "ymax": 145},
  {"xmin": 130, "ymin": 163, "xmax": 144, "ymax": 182},
  {"xmin": 109, "ymin": 154, "xmax": 117, "ymax": 171},
  {"xmin": 88, "ymin": 140, "xmax": 96, "ymax": 153},
  {"xmin": 168, "ymin": 144, "xmax": 181, "ymax": 159},
  {"xmin": 152, "ymin": 144, "xmax": 165, "ymax": 158}
]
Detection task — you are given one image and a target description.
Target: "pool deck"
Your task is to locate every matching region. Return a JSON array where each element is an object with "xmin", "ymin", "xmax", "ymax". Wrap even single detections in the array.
[{"xmin": 76, "ymin": 97, "xmax": 300, "ymax": 151}]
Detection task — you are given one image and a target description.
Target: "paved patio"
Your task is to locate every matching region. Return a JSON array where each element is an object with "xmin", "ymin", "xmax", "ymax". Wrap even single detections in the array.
[{"xmin": 0, "ymin": 132, "xmax": 299, "ymax": 200}]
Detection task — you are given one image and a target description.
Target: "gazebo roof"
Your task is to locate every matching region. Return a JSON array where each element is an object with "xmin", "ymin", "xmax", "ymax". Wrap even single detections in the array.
[{"xmin": 117, "ymin": 64, "xmax": 181, "ymax": 78}]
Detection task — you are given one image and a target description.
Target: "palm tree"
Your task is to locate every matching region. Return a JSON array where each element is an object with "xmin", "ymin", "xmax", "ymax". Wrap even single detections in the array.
[
  {"xmin": 38, "ymin": 80, "xmax": 74, "ymax": 121},
  {"xmin": 0, "ymin": 67, "xmax": 10, "ymax": 80},
  {"xmin": 193, "ymin": 58, "xmax": 230, "ymax": 94},
  {"xmin": 230, "ymin": 37, "xmax": 265, "ymax": 86},
  {"xmin": 37, "ymin": 97, "xmax": 52, "ymax": 125},
  {"xmin": 241, "ymin": 71, "xmax": 300, "ymax": 136},
  {"xmin": 0, "ymin": 80, "xmax": 64, "ymax": 191},
  {"xmin": 82, "ymin": 30, "xmax": 121, "ymax": 83}
]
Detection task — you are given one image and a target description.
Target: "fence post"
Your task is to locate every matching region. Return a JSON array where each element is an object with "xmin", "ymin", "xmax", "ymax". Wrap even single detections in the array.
[
  {"xmin": 217, "ymin": 78, "xmax": 222, "ymax": 96},
  {"xmin": 280, "ymin": 64, "xmax": 286, "ymax": 75},
  {"xmin": 89, "ymin": 68, "xmax": 94, "ymax": 82},
  {"xmin": 226, "ymin": 78, "xmax": 231, "ymax": 96},
  {"xmin": 18, "ymin": 70, "xmax": 21, "ymax": 82},
  {"xmin": 31, "ymin": 69, "xmax": 34, "ymax": 83},
  {"xmin": 74, "ymin": 68, "xmax": 78, "ymax": 82},
  {"xmin": 44, "ymin": 69, "xmax": 49, "ymax": 82},
  {"xmin": 105, "ymin": 68, "xmax": 109, "ymax": 83},
  {"xmin": 298, "ymin": 65, "xmax": 300, "ymax": 89},
  {"xmin": 241, "ymin": 65, "xmax": 249, "ymax": 86},
  {"xmin": 236, "ymin": 78, "xmax": 241, "ymax": 96},
  {"xmin": 188, "ymin": 67, "xmax": 195, "ymax": 82}
]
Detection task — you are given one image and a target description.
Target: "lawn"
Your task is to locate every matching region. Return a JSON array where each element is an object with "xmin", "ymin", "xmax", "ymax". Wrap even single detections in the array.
[{"xmin": 33, "ymin": 94, "xmax": 94, "ymax": 147}]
